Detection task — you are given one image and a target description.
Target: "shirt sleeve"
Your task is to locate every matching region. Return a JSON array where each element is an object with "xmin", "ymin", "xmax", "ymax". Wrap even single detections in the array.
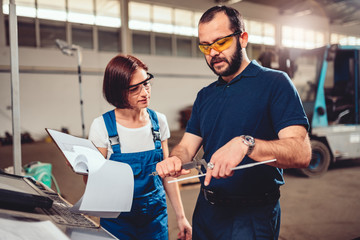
[
  {"xmin": 88, "ymin": 116, "xmax": 109, "ymax": 149},
  {"xmin": 270, "ymin": 72, "xmax": 309, "ymax": 134},
  {"xmin": 185, "ymin": 92, "xmax": 202, "ymax": 137},
  {"xmin": 156, "ymin": 111, "xmax": 170, "ymax": 141}
]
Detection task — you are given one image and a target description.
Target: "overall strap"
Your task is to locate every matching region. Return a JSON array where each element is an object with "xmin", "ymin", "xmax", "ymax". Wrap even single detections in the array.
[
  {"xmin": 147, "ymin": 108, "xmax": 162, "ymax": 150},
  {"xmin": 102, "ymin": 110, "xmax": 121, "ymax": 153}
]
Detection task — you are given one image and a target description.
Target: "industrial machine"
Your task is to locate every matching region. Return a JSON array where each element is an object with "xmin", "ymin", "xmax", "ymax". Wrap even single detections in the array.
[{"xmin": 292, "ymin": 44, "xmax": 360, "ymax": 177}]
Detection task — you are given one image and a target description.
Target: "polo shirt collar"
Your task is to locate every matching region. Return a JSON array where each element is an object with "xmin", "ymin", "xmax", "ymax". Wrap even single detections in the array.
[{"xmin": 216, "ymin": 60, "xmax": 261, "ymax": 86}]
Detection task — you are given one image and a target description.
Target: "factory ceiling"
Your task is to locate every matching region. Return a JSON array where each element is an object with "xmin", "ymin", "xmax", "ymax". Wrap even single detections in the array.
[
  {"xmin": 238, "ymin": 0, "xmax": 360, "ymax": 26},
  {"xmin": 151, "ymin": 0, "xmax": 360, "ymax": 26}
]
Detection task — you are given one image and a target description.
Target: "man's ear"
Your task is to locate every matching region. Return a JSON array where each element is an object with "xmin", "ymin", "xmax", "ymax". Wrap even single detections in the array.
[{"xmin": 240, "ymin": 32, "xmax": 248, "ymax": 48}]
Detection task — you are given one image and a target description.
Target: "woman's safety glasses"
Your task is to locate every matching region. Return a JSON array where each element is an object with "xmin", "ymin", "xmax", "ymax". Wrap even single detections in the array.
[
  {"xmin": 198, "ymin": 31, "xmax": 241, "ymax": 55},
  {"xmin": 128, "ymin": 73, "xmax": 153, "ymax": 95}
]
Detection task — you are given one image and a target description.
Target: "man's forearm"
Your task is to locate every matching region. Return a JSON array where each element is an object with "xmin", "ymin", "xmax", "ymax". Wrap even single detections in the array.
[{"xmin": 250, "ymin": 135, "xmax": 311, "ymax": 169}]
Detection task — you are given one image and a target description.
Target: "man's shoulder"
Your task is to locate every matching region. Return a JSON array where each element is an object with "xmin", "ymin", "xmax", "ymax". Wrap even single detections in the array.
[
  {"xmin": 257, "ymin": 63, "xmax": 287, "ymax": 77},
  {"xmin": 256, "ymin": 64, "xmax": 291, "ymax": 83},
  {"xmin": 197, "ymin": 79, "xmax": 219, "ymax": 94}
]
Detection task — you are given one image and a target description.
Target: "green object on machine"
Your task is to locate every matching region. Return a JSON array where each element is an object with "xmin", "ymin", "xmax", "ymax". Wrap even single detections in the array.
[{"xmin": 23, "ymin": 161, "xmax": 52, "ymax": 188}]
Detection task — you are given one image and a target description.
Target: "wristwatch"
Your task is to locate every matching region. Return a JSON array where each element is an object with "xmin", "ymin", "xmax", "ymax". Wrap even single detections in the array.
[{"xmin": 240, "ymin": 135, "xmax": 255, "ymax": 155}]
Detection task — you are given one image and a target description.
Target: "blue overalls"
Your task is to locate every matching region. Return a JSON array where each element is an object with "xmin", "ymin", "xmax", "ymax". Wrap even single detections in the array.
[{"xmin": 100, "ymin": 108, "xmax": 168, "ymax": 240}]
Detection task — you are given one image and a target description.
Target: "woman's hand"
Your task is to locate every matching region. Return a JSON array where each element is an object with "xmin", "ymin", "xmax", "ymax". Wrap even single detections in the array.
[{"xmin": 176, "ymin": 216, "xmax": 192, "ymax": 240}]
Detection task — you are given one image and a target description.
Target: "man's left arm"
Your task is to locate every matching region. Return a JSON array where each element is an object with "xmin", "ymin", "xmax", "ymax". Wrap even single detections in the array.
[
  {"xmin": 204, "ymin": 125, "xmax": 311, "ymax": 186},
  {"xmin": 250, "ymin": 125, "xmax": 311, "ymax": 169}
]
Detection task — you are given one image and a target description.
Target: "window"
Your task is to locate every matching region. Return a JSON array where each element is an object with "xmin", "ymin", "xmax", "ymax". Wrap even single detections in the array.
[
  {"xmin": 1, "ymin": 0, "xmax": 214, "ymax": 57},
  {"xmin": 129, "ymin": 1, "xmax": 201, "ymax": 37},
  {"xmin": 174, "ymin": 9, "xmax": 193, "ymax": 36},
  {"xmin": 245, "ymin": 19, "xmax": 275, "ymax": 45},
  {"xmin": 129, "ymin": 2, "xmax": 151, "ymax": 31},
  {"xmin": 40, "ymin": 21, "xmax": 66, "ymax": 48},
  {"xmin": 155, "ymin": 35, "xmax": 172, "ymax": 56},
  {"xmin": 176, "ymin": 38, "xmax": 192, "ymax": 57},
  {"xmin": 152, "ymin": 6, "xmax": 173, "ymax": 34},
  {"xmin": 18, "ymin": 19, "xmax": 36, "ymax": 47},
  {"xmin": 72, "ymin": 25, "xmax": 93, "ymax": 49},
  {"xmin": 331, "ymin": 33, "xmax": 360, "ymax": 46},
  {"xmin": 98, "ymin": 28, "xmax": 120, "ymax": 52},
  {"xmin": 68, "ymin": 0, "xmax": 94, "ymax": 25},
  {"xmin": 263, "ymin": 23, "xmax": 275, "ymax": 45},
  {"xmin": 3, "ymin": 0, "xmax": 120, "ymax": 28},
  {"xmin": 132, "ymin": 32, "xmax": 151, "ymax": 54},
  {"xmin": 37, "ymin": 0, "xmax": 66, "ymax": 21},
  {"xmin": 3, "ymin": 0, "xmax": 36, "ymax": 17},
  {"xmin": 95, "ymin": 0, "xmax": 121, "ymax": 27},
  {"xmin": 193, "ymin": 12, "xmax": 202, "ymax": 36},
  {"xmin": 5, "ymin": 17, "xmax": 36, "ymax": 47},
  {"xmin": 248, "ymin": 20, "xmax": 262, "ymax": 44},
  {"xmin": 282, "ymin": 25, "xmax": 325, "ymax": 49}
]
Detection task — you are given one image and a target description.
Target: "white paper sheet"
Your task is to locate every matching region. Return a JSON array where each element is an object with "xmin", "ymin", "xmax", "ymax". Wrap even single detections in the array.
[
  {"xmin": 71, "ymin": 157, "xmax": 134, "ymax": 218},
  {"xmin": 46, "ymin": 128, "xmax": 134, "ymax": 218}
]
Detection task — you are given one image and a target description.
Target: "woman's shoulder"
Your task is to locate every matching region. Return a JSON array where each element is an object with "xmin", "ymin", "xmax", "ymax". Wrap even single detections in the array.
[
  {"xmin": 150, "ymin": 109, "xmax": 168, "ymax": 128},
  {"xmin": 91, "ymin": 115, "xmax": 105, "ymax": 126},
  {"xmin": 154, "ymin": 110, "xmax": 166, "ymax": 120}
]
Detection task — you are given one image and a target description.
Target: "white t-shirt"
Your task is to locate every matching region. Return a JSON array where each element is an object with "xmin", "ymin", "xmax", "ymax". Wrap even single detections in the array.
[{"xmin": 88, "ymin": 111, "xmax": 170, "ymax": 159}]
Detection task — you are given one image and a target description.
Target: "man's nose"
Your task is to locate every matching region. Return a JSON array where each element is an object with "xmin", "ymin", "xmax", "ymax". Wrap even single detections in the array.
[{"xmin": 209, "ymin": 47, "xmax": 220, "ymax": 57}]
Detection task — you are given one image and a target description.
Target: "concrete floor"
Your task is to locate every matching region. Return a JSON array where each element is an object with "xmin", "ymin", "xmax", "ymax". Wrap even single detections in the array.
[{"xmin": 1, "ymin": 135, "xmax": 360, "ymax": 240}]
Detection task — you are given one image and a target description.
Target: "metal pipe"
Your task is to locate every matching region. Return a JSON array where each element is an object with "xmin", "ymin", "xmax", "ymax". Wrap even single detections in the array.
[{"xmin": 9, "ymin": 0, "xmax": 22, "ymax": 175}]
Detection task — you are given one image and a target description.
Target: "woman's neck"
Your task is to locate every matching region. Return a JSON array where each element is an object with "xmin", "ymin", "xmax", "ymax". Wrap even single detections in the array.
[{"xmin": 114, "ymin": 108, "xmax": 149, "ymax": 128}]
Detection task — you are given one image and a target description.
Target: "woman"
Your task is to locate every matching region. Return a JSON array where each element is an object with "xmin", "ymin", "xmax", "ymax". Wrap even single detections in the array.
[{"xmin": 88, "ymin": 54, "xmax": 192, "ymax": 240}]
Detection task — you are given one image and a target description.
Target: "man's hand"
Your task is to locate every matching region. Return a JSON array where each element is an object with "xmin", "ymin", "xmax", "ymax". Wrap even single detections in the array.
[
  {"xmin": 156, "ymin": 156, "xmax": 191, "ymax": 178},
  {"xmin": 204, "ymin": 137, "xmax": 247, "ymax": 186}
]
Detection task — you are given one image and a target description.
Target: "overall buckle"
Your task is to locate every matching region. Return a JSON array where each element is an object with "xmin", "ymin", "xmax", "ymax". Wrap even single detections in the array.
[{"xmin": 109, "ymin": 135, "xmax": 120, "ymax": 146}]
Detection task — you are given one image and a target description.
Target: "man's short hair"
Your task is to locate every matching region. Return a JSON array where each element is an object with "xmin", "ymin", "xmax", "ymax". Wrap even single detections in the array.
[{"xmin": 199, "ymin": 5, "xmax": 245, "ymax": 33}]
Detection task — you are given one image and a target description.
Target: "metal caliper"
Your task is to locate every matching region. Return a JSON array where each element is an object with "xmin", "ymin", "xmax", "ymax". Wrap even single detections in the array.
[{"xmin": 150, "ymin": 158, "xmax": 208, "ymax": 176}]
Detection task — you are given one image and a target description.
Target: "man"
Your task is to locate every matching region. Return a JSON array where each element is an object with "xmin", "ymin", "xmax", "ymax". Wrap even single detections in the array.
[{"xmin": 156, "ymin": 5, "xmax": 311, "ymax": 240}]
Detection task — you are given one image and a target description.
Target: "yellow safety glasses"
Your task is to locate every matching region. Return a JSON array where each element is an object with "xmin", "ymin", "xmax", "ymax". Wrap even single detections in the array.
[{"xmin": 198, "ymin": 31, "xmax": 241, "ymax": 55}]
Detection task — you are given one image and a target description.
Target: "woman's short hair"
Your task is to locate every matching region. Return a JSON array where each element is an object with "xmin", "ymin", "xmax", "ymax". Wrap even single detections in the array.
[
  {"xmin": 103, "ymin": 54, "xmax": 148, "ymax": 108},
  {"xmin": 199, "ymin": 5, "xmax": 245, "ymax": 33}
]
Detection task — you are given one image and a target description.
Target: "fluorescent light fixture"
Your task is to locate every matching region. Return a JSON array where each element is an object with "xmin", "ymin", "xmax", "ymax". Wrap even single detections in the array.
[
  {"xmin": 174, "ymin": 26, "xmax": 194, "ymax": 36},
  {"xmin": 2, "ymin": 4, "xmax": 9, "ymax": 14},
  {"xmin": 68, "ymin": 12, "xmax": 95, "ymax": 25},
  {"xmin": 95, "ymin": 16, "xmax": 121, "ymax": 28},
  {"xmin": 152, "ymin": 23, "xmax": 173, "ymax": 34},
  {"xmin": 37, "ymin": 8, "xmax": 66, "ymax": 21},
  {"xmin": 16, "ymin": 6, "xmax": 36, "ymax": 18},
  {"xmin": 129, "ymin": 20, "xmax": 151, "ymax": 31}
]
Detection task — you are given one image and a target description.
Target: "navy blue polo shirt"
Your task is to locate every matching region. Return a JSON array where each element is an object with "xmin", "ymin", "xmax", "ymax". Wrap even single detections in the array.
[{"xmin": 186, "ymin": 60, "xmax": 309, "ymax": 195}]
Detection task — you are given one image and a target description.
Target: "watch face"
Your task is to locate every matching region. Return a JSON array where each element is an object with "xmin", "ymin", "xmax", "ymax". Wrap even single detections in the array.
[{"xmin": 244, "ymin": 136, "xmax": 255, "ymax": 145}]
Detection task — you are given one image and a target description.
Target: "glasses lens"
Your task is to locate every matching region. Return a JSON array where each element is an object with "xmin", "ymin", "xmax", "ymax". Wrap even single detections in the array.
[
  {"xmin": 198, "ymin": 35, "xmax": 235, "ymax": 55},
  {"xmin": 213, "ymin": 36, "xmax": 233, "ymax": 52},
  {"xmin": 143, "ymin": 80, "xmax": 151, "ymax": 89},
  {"xmin": 129, "ymin": 85, "xmax": 141, "ymax": 94},
  {"xmin": 198, "ymin": 45, "xmax": 210, "ymax": 54},
  {"xmin": 129, "ymin": 78, "xmax": 152, "ymax": 95}
]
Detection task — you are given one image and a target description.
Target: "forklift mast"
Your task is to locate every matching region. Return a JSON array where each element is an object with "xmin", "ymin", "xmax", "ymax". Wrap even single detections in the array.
[
  {"xmin": 290, "ymin": 44, "xmax": 360, "ymax": 177},
  {"xmin": 311, "ymin": 44, "xmax": 359, "ymax": 127}
]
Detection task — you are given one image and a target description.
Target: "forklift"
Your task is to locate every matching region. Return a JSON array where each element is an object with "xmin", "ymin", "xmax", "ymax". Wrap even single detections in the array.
[{"xmin": 291, "ymin": 44, "xmax": 360, "ymax": 177}]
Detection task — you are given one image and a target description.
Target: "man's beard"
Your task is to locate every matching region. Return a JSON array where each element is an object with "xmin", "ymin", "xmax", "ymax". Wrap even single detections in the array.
[{"xmin": 207, "ymin": 40, "xmax": 242, "ymax": 77}]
